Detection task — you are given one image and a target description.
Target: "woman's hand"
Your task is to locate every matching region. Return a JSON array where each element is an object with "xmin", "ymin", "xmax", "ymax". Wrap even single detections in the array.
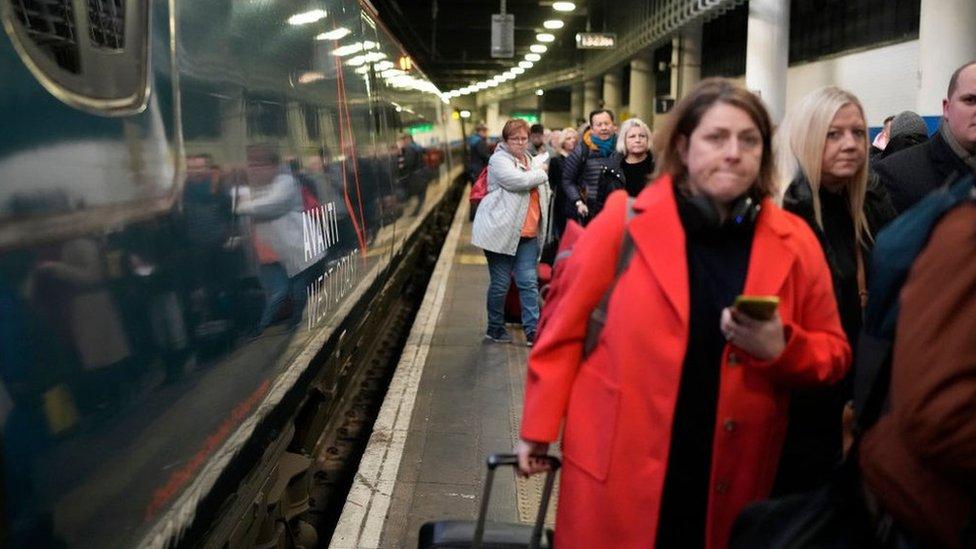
[
  {"xmin": 720, "ymin": 307, "xmax": 786, "ymax": 361},
  {"xmin": 575, "ymin": 201, "xmax": 589, "ymax": 218},
  {"xmin": 516, "ymin": 438, "xmax": 551, "ymax": 477}
]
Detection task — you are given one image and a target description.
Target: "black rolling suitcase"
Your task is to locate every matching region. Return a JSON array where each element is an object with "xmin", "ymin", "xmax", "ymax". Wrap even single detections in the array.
[{"xmin": 418, "ymin": 453, "xmax": 561, "ymax": 549}]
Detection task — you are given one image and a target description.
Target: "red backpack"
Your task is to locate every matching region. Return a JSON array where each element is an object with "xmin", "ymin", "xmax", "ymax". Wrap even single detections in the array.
[{"xmin": 469, "ymin": 166, "xmax": 489, "ymax": 206}]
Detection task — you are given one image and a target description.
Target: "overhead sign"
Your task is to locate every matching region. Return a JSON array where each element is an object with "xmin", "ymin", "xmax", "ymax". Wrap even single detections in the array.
[
  {"xmin": 510, "ymin": 111, "xmax": 540, "ymax": 124},
  {"xmin": 491, "ymin": 14, "xmax": 515, "ymax": 58},
  {"xmin": 575, "ymin": 32, "xmax": 617, "ymax": 49}
]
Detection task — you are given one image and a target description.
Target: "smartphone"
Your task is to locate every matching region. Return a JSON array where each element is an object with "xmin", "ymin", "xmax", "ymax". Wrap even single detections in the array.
[{"xmin": 733, "ymin": 295, "xmax": 780, "ymax": 321}]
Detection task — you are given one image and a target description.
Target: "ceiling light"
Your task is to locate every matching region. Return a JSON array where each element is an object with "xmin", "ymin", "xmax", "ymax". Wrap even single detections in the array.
[
  {"xmin": 316, "ymin": 27, "xmax": 350, "ymax": 40},
  {"xmin": 486, "ymin": 80, "xmax": 499, "ymax": 87},
  {"xmin": 530, "ymin": 44, "xmax": 548, "ymax": 54},
  {"xmin": 288, "ymin": 9, "xmax": 328, "ymax": 26},
  {"xmin": 536, "ymin": 33, "xmax": 555, "ymax": 43},
  {"xmin": 543, "ymin": 20, "xmax": 564, "ymax": 30},
  {"xmin": 459, "ymin": 110, "xmax": 472, "ymax": 119},
  {"xmin": 552, "ymin": 1, "xmax": 576, "ymax": 12},
  {"xmin": 332, "ymin": 43, "xmax": 365, "ymax": 56},
  {"xmin": 536, "ymin": 89, "xmax": 544, "ymax": 96},
  {"xmin": 525, "ymin": 53, "xmax": 541, "ymax": 62},
  {"xmin": 381, "ymin": 68, "xmax": 404, "ymax": 78},
  {"xmin": 374, "ymin": 60, "xmax": 394, "ymax": 71},
  {"xmin": 511, "ymin": 67, "xmax": 525, "ymax": 75},
  {"xmin": 519, "ymin": 61, "xmax": 533, "ymax": 69},
  {"xmin": 297, "ymin": 71, "xmax": 326, "ymax": 84},
  {"xmin": 476, "ymin": 82, "xmax": 489, "ymax": 90},
  {"xmin": 354, "ymin": 66, "xmax": 370, "ymax": 74}
]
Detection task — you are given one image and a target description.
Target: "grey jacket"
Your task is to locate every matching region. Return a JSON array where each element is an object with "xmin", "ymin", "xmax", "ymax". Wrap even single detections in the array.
[{"xmin": 471, "ymin": 142, "xmax": 551, "ymax": 255}]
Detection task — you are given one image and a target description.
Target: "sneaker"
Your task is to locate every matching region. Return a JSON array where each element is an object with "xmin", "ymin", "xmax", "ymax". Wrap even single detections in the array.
[
  {"xmin": 525, "ymin": 331, "xmax": 536, "ymax": 347},
  {"xmin": 485, "ymin": 329, "xmax": 513, "ymax": 343}
]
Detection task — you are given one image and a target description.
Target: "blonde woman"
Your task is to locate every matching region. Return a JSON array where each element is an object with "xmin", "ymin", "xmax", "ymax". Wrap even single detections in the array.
[
  {"xmin": 775, "ymin": 86, "xmax": 896, "ymax": 496},
  {"xmin": 615, "ymin": 117, "xmax": 655, "ymax": 197},
  {"xmin": 548, "ymin": 127, "xmax": 579, "ymax": 237}
]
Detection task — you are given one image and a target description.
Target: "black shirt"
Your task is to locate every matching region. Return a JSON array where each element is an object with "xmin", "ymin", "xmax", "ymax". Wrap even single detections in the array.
[
  {"xmin": 656, "ymin": 194, "xmax": 754, "ymax": 548},
  {"xmin": 621, "ymin": 155, "xmax": 655, "ymax": 197},
  {"xmin": 818, "ymin": 187, "xmax": 861, "ymax": 346}
]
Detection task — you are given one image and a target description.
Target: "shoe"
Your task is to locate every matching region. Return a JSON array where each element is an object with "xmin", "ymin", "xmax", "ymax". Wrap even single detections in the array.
[
  {"xmin": 525, "ymin": 331, "xmax": 535, "ymax": 347},
  {"xmin": 485, "ymin": 329, "xmax": 513, "ymax": 343}
]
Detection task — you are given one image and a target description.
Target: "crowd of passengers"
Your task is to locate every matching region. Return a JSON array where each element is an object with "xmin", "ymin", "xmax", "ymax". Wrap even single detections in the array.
[{"xmin": 467, "ymin": 60, "xmax": 976, "ymax": 548}]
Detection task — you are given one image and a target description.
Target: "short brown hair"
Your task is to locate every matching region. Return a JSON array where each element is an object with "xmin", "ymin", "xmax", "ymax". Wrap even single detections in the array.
[
  {"xmin": 947, "ymin": 60, "xmax": 976, "ymax": 98},
  {"xmin": 502, "ymin": 119, "xmax": 530, "ymax": 141},
  {"xmin": 653, "ymin": 78, "xmax": 777, "ymax": 198}
]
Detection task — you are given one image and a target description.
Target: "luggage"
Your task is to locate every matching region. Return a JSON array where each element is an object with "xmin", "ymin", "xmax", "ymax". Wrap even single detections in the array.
[
  {"xmin": 418, "ymin": 453, "xmax": 561, "ymax": 549},
  {"xmin": 503, "ymin": 264, "xmax": 554, "ymax": 324}
]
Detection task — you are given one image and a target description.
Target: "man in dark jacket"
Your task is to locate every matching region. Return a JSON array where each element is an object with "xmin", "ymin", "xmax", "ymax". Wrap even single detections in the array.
[
  {"xmin": 467, "ymin": 124, "xmax": 490, "ymax": 182},
  {"xmin": 874, "ymin": 60, "xmax": 976, "ymax": 212},
  {"xmin": 561, "ymin": 109, "xmax": 622, "ymax": 223}
]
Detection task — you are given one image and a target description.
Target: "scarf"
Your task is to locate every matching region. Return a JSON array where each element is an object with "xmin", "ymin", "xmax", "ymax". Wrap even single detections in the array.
[
  {"xmin": 584, "ymin": 130, "xmax": 617, "ymax": 158},
  {"xmin": 940, "ymin": 122, "xmax": 976, "ymax": 173}
]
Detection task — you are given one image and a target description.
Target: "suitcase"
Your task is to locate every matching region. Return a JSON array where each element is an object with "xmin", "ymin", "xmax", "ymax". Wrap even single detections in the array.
[{"xmin": 418, "ymin": 453, "xmax": 561, "ymax": 549}]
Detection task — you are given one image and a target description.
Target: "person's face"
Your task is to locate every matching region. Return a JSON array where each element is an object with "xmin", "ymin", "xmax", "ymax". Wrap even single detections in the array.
[
  {"xmin": 506, "ymin": 129, "xmax": 529, "ymax": 157},
  {"xmin": 530, "ymin": 132, "xmax": 545, "ymax": 147},
  {"xmin": 625, "ymin": 126, "xmax": 649, "ymax": 156},
  {"xmin": 821, "ymin": 103, "xmax": 867, "ymax": 187},
  {"xmin": 678, "ymin": 102, "xmax": 763, "ymax": 206},
  {"xmin": 943, "ymin": 64, "xmax": 976, "ymax": 151},
  {"xmin": 591, "ymin": 112, "xmax": 615, "ymax": 140},
  {"xmin": 882, "ymin": 119, "xmax": 892, "ymax": 139},
  {"xmin": 562, "ymin": 131, "xmax": 578, "ymax": 152},
  {"xmin": 478, "ymin": 128, "xmax": 488, "ymax": 138},
  {"xmin": 246, "ymin": 154, "xmax": 278, "ymax": 186}
]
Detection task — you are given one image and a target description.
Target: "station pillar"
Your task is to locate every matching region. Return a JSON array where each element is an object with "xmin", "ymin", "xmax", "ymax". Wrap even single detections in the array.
[
  {"xmin": 570, "ymin": 83, "xmax": 583, "ymax": 126},
  {"xmin": 583, "ymin": 78, "xmax": 600, "ymax": 120},
  {"xmin": 675, "ymin": 19, "xmax": 702, "ymax": 101},
  {"xmin": 486, "ymin": 102, "xmax": 502, "ymax": 136},
  {"xmin": 917, "ymin": 0, "xmax": 976, "ymax": 116},
  {"xmin": 603, "ymin": 70, "xmax": 622, "ymax": 114},
  {"xmin": 629, "ymin": 56, "xmax": 653, "ymax": 124},
  {"xmin": 745, "ymin": 0, "xmax": 789, "ymax": 123}
]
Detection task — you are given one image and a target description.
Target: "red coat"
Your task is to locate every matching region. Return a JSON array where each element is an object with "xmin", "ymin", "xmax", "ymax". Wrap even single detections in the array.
[{"xmin": 521, "ymin": 176, "xmax": 851, "ymax": 548}]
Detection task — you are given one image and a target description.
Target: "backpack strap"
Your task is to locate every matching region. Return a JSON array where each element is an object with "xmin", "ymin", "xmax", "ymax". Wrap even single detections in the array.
[{"xmin": 583, "ymin": 197, "xmax": 637, "ymax": 358}]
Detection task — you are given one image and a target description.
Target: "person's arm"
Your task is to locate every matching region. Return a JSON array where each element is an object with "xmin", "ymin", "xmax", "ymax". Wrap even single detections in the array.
[
  {"xmin": 738, "ymin": 226, "xmax": 852, "ymax": 387},
  {"xmin": 235, "ymin": 175, "xmax": 298, "ymax": 220},
  {"xmin": 893, "ymin": 205, "xmax": 976, "ymax": 478},
  {"xmin": 560, "ymin": 142, "xmax": 585, "ymax": 204},
  {"xmin": 488, "ymin": 152, "xmax": 547, "ymax": 192},
  {"xmin": 520, "ymin": 192, "xmax": 629, "ymax": 447}
]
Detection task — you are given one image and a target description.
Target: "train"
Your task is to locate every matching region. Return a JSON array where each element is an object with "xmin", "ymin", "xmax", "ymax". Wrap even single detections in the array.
[{"xmin": 0, "ymin": 0, "xmax": 463, "ymax": 546}]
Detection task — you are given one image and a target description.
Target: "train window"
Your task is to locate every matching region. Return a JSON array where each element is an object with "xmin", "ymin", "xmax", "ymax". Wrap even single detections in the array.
[{"xmin": 3, "ymin": 0, "xmax": 149, "ymax": 114}]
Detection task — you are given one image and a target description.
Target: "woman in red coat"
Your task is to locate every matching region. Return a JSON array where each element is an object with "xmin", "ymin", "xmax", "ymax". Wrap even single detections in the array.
[{"xmin": 517, "ymin": 79, "xmax": 851, "ymax": 549}]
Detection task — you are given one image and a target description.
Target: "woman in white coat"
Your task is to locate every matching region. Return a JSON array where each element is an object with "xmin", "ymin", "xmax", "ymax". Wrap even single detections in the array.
[{"xmin": 471, "ymin": 119, "xmax": 551, "ymax": 346}]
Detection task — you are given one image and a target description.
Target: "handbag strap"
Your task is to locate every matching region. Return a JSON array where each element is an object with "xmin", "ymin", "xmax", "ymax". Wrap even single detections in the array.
[{"xmin": 856, "ymin": 243, "xmax": 868, "ymax": 310}]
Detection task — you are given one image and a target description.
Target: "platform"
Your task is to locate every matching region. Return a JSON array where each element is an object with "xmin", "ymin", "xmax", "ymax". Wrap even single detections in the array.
[{"xmin": 329, "ymin": 199, "xmax": 559, "ymax": 548}]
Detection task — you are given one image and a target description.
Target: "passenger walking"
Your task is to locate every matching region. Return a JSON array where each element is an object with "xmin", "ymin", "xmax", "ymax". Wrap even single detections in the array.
[
  {"xmin": 467, "ymin": 123, "xmax": 491, "ymax": 182},
  {"xmin": 547, "ymin": 127, "xmax": 579, "ymax": 238},
  {"xmin": 562, "ymin": 109, "xmax": 622, "ymax": 224},
  {"xmin": 616, "ymin": 117, "xmax": 655, "ymax": 197},
  {"xmin": 517, "ymin": 78, "xmax": 851, "ymax": 549},
  {"xmin": 471, "ymin": 119, "xmax": 551, "ymax": 347},
  {"xmin": 775, "ymin": 86, "xmax": 896, "ymax": 495},
  {"xmin": 874, "ymin": 60, "xmax": 976, "ymax": 212}
]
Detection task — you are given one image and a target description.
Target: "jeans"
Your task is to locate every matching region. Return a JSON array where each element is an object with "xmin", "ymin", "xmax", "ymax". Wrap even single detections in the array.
[
  {"xmin": 258, "ymin": 263, "xmax": 308, "ymax": 330},
  {"xmin": 484, "ymin": 237, "xmax": 540, "ymax": 335}
]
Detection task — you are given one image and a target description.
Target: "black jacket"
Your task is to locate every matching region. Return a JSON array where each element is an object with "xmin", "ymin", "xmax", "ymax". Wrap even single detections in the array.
[
  {"xmin": 560, "ymin": 132, "xmax": 623, "ymax": 221},
  {"xmin": 775, "ymin": 170, "xmax": 897, "ymax": 496},
  {"xmin": 874, "ymin": 130, "xmax": 972, "ymax": 213}
]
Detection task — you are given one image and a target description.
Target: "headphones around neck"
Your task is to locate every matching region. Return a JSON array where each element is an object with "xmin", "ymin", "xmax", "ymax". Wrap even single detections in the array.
[{"xmin": 675, "ymin": 187, "xmax": 762, "ymax": 233}]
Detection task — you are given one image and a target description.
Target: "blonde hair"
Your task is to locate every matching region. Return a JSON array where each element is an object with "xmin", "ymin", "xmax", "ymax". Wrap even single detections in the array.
[
  {"xmin": 777, "ymin": 86, "xmax": 872, "ymax": 245},
  {"xmin": 558, "ymin": 127, "xmax": 578, "ymax": 151},
  {"xmin": 653, "ymin": 78, "xmax": 778, "ymax": 199},
  {"xmin": 616, "ymin": 117, "xmax": 652, "ymax": 155}
]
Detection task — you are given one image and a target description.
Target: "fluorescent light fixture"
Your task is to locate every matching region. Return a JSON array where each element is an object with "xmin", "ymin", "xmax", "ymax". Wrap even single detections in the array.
[
  {"xmin": 530, "ymin": 44, "xmax": 548, "ymax": 53},
  {"xmin": 553, "ymin": 1, "xmax": 576, "ymax": 12},
  {"xmin": 486, "ymin": 80, "xmax": 499, "ymax": 87},
  {"xmin": 519, "ymin": 61, "xmax": 533, "ymax": 69},
  {"xmin": 536, "ymin": 33, "xmax": 555, "ymax": 43},
  {"xmin": 332, "ymin": 43, "xmax": 364, "ymax": 56},
  {"xmin": 374, "ymin": 60, "xmax": 394, "ymax": 71},
  {"xmin": 354, "ymin": 66, "xmax": 370, "ymax": 74},
  {"xmin": 459, "ymin": 110, "xmax": 472, "ymax": 119},
  {"xmin": 511, "ymin": 67, "xmax": 525, "ymax": 74},
  {"xmin": 381, "ymin": 68, "xmax": 405, "ymax": 78},
  {"xmin": 475, "ymin": 82, "xmax": 489, "ymax": 90},
  {"xmin": 346, "ymin": 55, "xmax": 368, "ymax": 66},
  {"xmin": 543, "ymin": 20, "xmax": 564, "ymax": 29},
  {"xmin": 288, "ymin": 9, "xmax": 327, "ymax": 26},
  {"xmin": 362, "ymin": 52, "xmax": 387, "ymax": 63},
  {"xmin": 525, "ymin": 53, "xmax": 541, "ymax": 62},
  {"xmin": 316, "ymin": 27, "xmax": 350, "ymax": 40},
  {"xmin": 297, "ymin": 71, "xmax": 326, "ymax": 84},
  {"xmin": 536, "ymin": 89, "xmax": 544, "ymax": 96}
]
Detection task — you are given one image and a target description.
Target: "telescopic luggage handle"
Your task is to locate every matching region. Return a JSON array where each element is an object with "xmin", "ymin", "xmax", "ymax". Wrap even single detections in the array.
[{"xmin": 472, "ymin": 453, "xmax": 561, "ymax": 549}]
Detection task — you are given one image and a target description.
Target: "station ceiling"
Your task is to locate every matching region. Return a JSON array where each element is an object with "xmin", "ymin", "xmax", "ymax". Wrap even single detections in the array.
[{"xmin": 369, "ymin": 0, "xmax": 601, "ymax": 91}]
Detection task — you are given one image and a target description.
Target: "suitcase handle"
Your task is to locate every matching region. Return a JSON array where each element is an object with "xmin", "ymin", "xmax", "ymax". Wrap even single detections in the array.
[{"xmin": 473, "ymin": 453, "xmax": 561, "ymax": 549}]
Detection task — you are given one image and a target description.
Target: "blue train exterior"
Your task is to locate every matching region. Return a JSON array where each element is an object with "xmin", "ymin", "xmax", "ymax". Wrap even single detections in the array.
[{"xmin": 0, "ymin": 0, "xmax": 460, "ymax": 546}]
